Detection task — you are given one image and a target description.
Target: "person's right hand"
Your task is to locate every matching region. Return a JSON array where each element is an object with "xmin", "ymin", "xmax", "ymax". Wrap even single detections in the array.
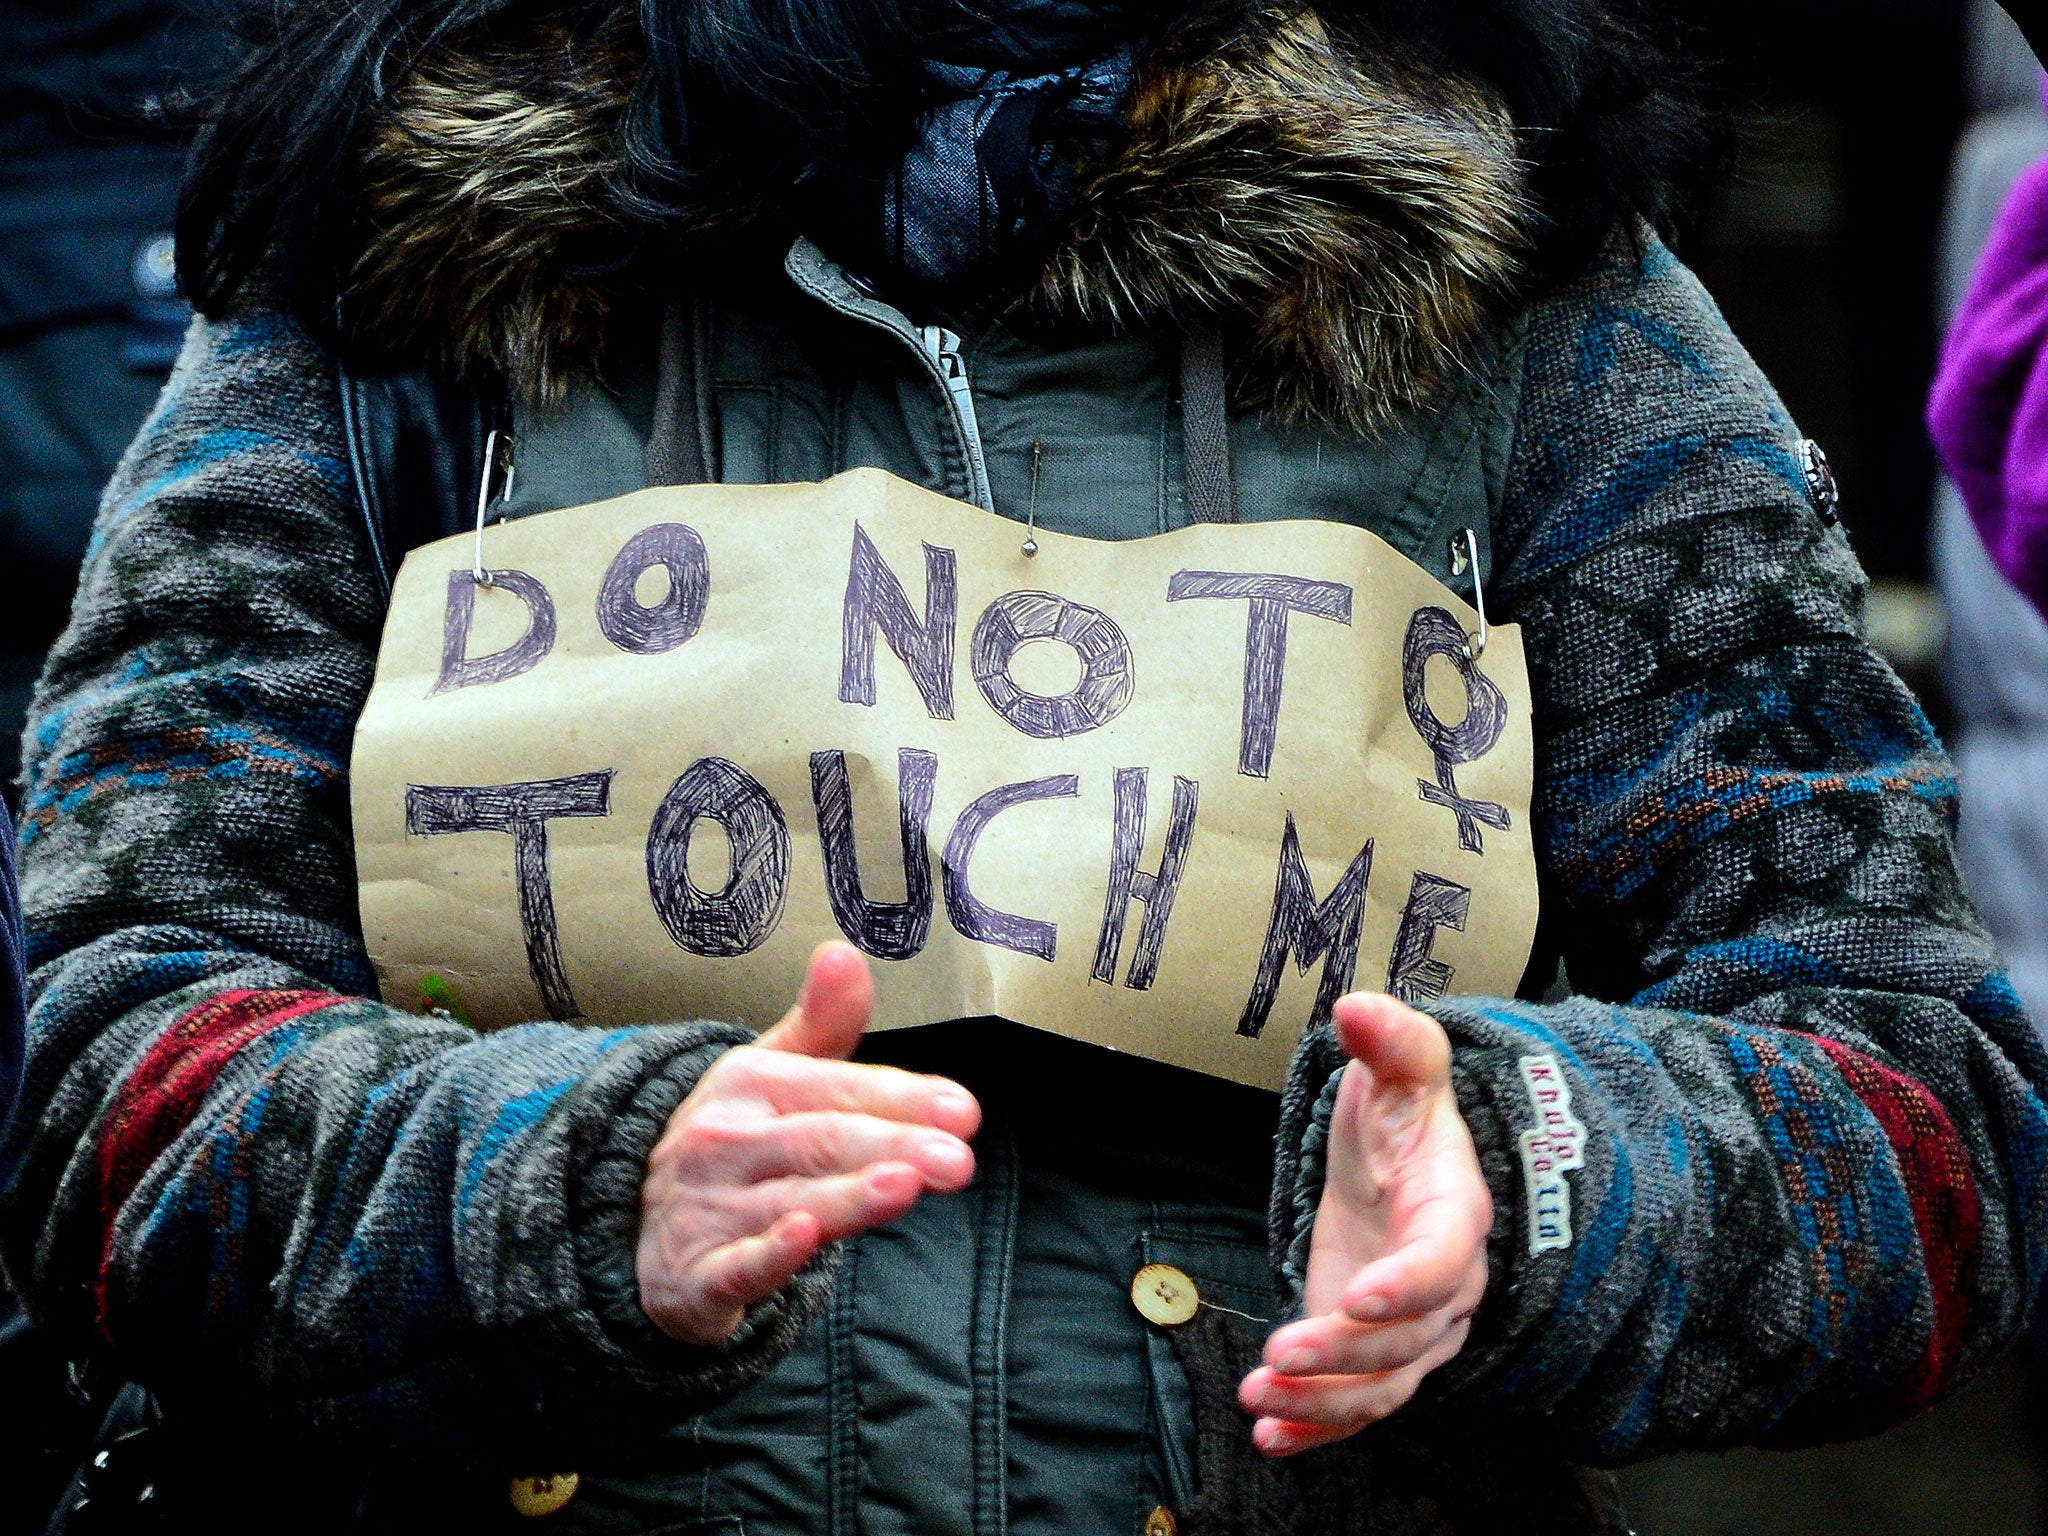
[{"xmin": 637, "ymin": 941, "xmax": 980, "ymax": 1346}]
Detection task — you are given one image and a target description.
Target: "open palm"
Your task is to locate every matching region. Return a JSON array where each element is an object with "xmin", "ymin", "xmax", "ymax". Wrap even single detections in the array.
[{"xmin": 1239, "ymin": 994, "xmax": 1491, "ymax": 1456}]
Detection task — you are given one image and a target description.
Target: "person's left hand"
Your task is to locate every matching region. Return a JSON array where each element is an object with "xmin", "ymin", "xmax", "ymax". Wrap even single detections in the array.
[{"xmin": 1238, "ymin": 993, "xmax": 1491, "ymax": 1457}]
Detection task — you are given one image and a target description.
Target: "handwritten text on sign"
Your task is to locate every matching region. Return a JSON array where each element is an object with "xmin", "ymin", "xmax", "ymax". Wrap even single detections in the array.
[{"xmin": 352, "ymin": 470, "xmax": 1539, "ymax": 1090}]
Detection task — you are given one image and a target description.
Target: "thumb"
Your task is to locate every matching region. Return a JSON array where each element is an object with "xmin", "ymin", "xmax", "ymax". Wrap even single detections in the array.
[
  {"xmin": 755, "ymin": 942, "xmax": 874, "ymax": 1060},
  {"xmin": 1331, "ymin": 993, "xmax": 1452, "ymax": 1093}
]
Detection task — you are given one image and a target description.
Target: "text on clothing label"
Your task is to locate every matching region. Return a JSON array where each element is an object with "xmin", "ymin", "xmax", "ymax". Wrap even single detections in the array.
[{"xmin": 1518, "ymin": 1054, "xmax": 1587, "ymax": 1253}]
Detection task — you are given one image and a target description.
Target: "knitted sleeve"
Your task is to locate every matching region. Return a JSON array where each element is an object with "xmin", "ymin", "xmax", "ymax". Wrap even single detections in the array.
[
  {"xmin": 1273, "ymin": 234, "xmax": 2048, "ymax": 1458},
  {"xmin": 0, "ymin": 294, "xmax": 831, "ymax": 1451},
  {"xmin": 0, "ymin": 798, "xmax": 21, "ymax": 1146}
]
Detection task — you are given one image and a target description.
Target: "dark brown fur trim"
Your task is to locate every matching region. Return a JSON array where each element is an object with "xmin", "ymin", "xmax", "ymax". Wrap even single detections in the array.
[
  {"xmin": 1039, "ymin": 10, "xmax": 1530, "ymax": 433},
  {"xmin": 350, "ymin": 6, "xmax": 1529, "ymax": 426},
  {"xmin": 352, "ymin": 14, "xmax": 642, "ymax": 401}
]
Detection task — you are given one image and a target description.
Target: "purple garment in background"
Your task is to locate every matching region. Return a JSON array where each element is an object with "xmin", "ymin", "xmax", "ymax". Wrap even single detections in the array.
[{"xmin": 1930, "ymin": 126, "xmax": 2048, "ymax": 618}]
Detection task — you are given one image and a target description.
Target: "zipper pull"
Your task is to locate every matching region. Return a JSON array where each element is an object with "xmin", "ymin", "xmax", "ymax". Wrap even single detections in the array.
[
  {"xmin": 921, "ymin": 325, "xmax": 969, "ymax": 389},
  {"xmin": 918, "ymin": 324, "xmax": 990, "ymax": 511}
]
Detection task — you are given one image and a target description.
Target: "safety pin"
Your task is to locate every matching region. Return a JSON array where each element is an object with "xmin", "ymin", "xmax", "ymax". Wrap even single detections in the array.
[
  {"xmin": 1023, "ymin": 438, "xmax": 1044, "ymax": 558},
  {"xmin": 472, "ymin": 429, "xmax": 516, "ymax": 586},
  {"xmin": 1449, "ymin": 528, "xmax": 1489, "ymax": 660}
]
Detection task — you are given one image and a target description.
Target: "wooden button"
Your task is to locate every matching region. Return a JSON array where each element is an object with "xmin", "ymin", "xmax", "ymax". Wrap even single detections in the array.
[
  {"xmin": 1145, "ymin": 1506, "xmax": 1179, "ymax": 1536},
  {"xmin": 509, "ymin": 1473, "xmax": 580, "ymax": 1518},
  {"xmin": 1131, "ymin": 1263, "xmax": 1200, "ymax": 1327}
]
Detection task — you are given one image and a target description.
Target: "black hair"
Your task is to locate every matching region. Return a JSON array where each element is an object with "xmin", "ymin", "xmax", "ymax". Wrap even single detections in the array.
[
  {"xmin": 175, "ymin": 0, "xmax": 925, "ymax": 331},
  {"xmin": 176, "ymin": 0, "xmax": 1715, "ymax": 330}
]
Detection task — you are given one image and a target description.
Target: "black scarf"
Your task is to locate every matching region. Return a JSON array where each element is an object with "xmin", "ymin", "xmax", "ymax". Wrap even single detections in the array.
[{"xmin": 830, "ymin": 0, "xmax": 1154, "ymax": 311}]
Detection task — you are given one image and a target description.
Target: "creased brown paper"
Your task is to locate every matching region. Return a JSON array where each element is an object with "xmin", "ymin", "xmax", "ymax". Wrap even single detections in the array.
[{"xmin": 352, "ymin": 468, "xmax": 1538, "ymax": 1090}]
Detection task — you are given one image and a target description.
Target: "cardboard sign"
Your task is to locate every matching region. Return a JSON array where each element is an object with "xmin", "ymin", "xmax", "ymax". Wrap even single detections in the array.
[{"xmin": 352, "ymin": 469, "xmax": 1538, "ymax": 1090}]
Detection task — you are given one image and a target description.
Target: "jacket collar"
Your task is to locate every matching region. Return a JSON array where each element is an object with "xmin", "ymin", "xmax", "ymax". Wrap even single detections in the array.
[{"xmin": 349, "ymin": 5, "xmax": 1530, "ymax": 434}]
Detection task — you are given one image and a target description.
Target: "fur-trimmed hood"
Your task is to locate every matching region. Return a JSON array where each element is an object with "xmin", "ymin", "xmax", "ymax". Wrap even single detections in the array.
[{"xmin": 350, "ymin": 3, "xmax": 1532, "ymax": 432}]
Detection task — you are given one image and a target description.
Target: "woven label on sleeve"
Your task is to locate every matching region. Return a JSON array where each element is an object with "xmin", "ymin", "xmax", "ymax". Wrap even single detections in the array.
[{"xmin": 1518, "ymin": 1054, "xmax": 1586, "ymax": 1254}]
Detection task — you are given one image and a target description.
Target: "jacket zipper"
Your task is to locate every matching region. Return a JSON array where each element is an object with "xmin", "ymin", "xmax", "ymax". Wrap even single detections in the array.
[
  {"xmin": 919, "ymin": 324, "xmax": 991, "ymax": 511},
  {"xmin": 784, "ymin": 239, "xmax": 995, "ymax": 511}
]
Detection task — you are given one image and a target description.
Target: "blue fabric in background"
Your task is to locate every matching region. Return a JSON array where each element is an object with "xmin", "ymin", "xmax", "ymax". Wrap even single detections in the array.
[{"xmin": 0, "ymin": 801, "xmax": 21, "ymax": 1138}]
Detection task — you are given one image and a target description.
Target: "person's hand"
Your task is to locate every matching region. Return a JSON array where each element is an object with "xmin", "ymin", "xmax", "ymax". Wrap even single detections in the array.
[
  {"xmin": 1239, "ymin": 993, "xmax": 1490, "ymax": 1456},
  {"xmin": 637, "ymin": 941, "xmax": 981, "ymax": 1346}
]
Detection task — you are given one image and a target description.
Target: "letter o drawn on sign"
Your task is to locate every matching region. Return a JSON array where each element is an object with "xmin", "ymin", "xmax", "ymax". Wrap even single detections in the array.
[
  {"xmin": 645, "ymin": 757, "xmax": 791, "ymax": 957},
  {"xmin": 971, "ymin": 591, "xmax": 1135, "ymax": 739},
  {"xmin": 598, "ymin": 522, "xmax": 710, "ymax": 655}
]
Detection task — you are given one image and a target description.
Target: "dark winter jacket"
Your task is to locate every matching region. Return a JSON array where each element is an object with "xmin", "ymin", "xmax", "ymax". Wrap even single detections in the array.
[{"xmin": 4, "ymin": 3, "xmax": 2047, "ymax": 1534}]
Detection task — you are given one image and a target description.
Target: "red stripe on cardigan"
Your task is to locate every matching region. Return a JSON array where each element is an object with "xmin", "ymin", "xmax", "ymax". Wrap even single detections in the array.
[
  {"xmin": 1811, "ymin": 1034, "xmax": 1982, "ymax": 1412},
  {"xmin": 94, "ymin": 988, "xmax": 347, "ymax": 1332}
]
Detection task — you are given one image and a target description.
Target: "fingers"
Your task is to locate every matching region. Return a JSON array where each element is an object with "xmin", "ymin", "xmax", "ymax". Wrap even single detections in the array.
[
  {"xmin": 756, "ymin": 942, "xmax": 874, "ymax": 1061},
  {"xmin": 704, "ymin": 1048, "xmax": 981, "ymax": 1139},
  {"xmin": 773, "ymin": 1161, "xmax": 928, "ymax": 1243},
  {"xmin": 723, "ymin": 942, "xmax": 981, "ymax": 1140},
  {"xmin": 641, "ymin": 944, "xmax": 977, "ymax": 1351},
  {"xmin": 693, "ymin": 1109, "xmax": 976, "ymax": 1190},
  {"xmin": 646, "ymin": 1161, "xmax": 931, "ymax": 1347},
  {"xmin": 1332, "ymin": 992, "xmax": 1450, "ymax": 1091},
  {"xmin": 694, "ymin": 1157, "xmax": 925, "ymax": 1315},
  {"xmin": 1247, "ymin": 1220, "xmax": 1485, "ymax": 1458},
  {"xmin": 657, "ymin": 1210, "xmax": 825, "ymax": 1346},
  {"xmin": 1244, "ymin": 1366, "xmax": 1422, "ymax": 1454},
  {"xmin": 1260, "ymin": 1306, "xmax": 1470, "ymax": 1382},
  {"xmin": 1242, "ymin": 1320, "xmax": 1471, "ymax": 1457},
  {"xmin": 1258, "ymin": 994, "xmax": 1482, "ymax": 1457},
  {"xmin": 646, "ymin": 1209, "xmax": 822, "ymax": 1347},
  {"xmin": 1253, "ymin": 1418, "xmax": 1357, "ymax": 1458},
  {"xmin": 694, "ymin": 1163, "xmax": 934, "ymax": 1269},
  {"xmin": 1337, "ymin": 1196, "xmax": 1490, "ymax": 1321}
]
